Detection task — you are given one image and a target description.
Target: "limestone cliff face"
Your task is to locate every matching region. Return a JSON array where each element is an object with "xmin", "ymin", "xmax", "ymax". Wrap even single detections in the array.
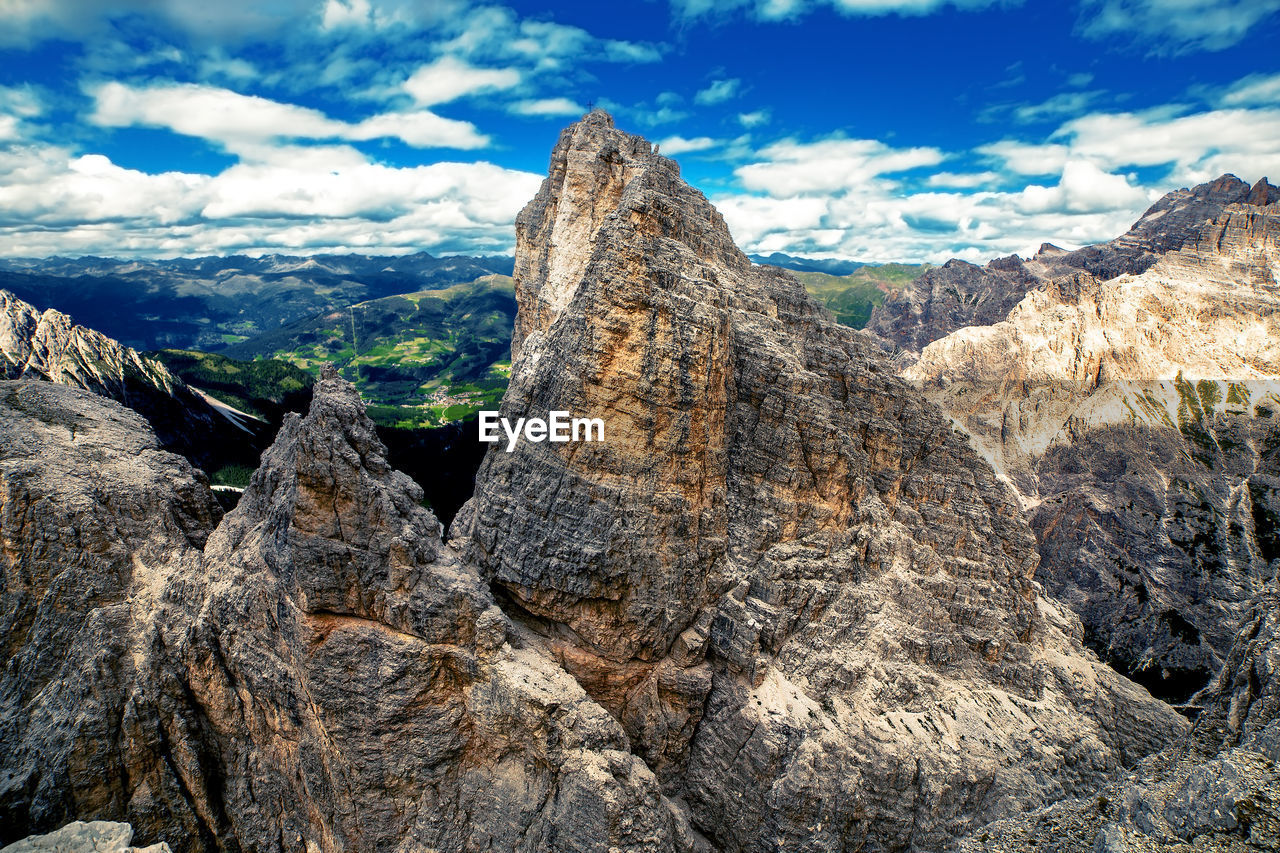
[
  {"xmin": 457, "ymin": 111, "xmax": 1185, "ymax": 851},
  {"xmin": 868, "ymin": 175, "xmax": 1278, "ymax": 354},
  {"xmin": 1, "ymin": 370, "xmax": 700, "ymax": 853},
  {"xmin": 0, "ymin": 289, "xmax": 262, "ymax": 471},
  {"xmin": 905, "ymin": 201, "xmax": 1280, "ymax": 700}
]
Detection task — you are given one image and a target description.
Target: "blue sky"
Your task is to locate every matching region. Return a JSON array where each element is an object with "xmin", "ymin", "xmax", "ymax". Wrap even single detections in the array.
[{"xmin": 0, "ymin": 0, "xmax": 1278, "ymax": 263}]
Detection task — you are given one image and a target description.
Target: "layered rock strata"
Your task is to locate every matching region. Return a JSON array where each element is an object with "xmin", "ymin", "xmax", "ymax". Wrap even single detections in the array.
[
  {"xmin": 868, "ymin": 175, "xmax": 1278, "ymax": 353},
  {"xmin": 1, "ymin": 371, "xmax": 700, "ymax": 852},
  {"xmin": 456, "ymin": 110, "xmax": 1186, "ymax": 851}
]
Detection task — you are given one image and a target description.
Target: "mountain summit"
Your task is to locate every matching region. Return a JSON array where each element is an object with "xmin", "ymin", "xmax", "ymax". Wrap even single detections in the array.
[{"xmin": 457, "ymin": 110, "xmax": 1184, "ymax": 850}]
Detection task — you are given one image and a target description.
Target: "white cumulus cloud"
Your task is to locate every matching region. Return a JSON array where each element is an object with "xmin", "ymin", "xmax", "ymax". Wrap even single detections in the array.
[
  {"xmin": 403, "ymin": 56, "xmax": 522, "ymax": 107},
  {"xmin": 657, "ymin": 135, "xmax": 720, "ymax": 155},
  {"xmin": 0, "ymin": 140, "xmax": 543, "ymax": 257},
  {"xmin": 735, "ymin": 137, "xmax": 945, "ymax": 195},
  {"xmin": 89, "ymin": 81, "xmax": 490, "ymax": 150}
]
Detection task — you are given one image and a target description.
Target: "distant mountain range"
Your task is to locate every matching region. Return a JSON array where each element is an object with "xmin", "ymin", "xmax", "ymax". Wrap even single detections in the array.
[
  {"xmin": 747, "ymin": 251, "xmax": 869, "ymax": 275},
  {"xmin": 0, "ymin": 250, "xmax": 915, "ymax": 431},
  {"xmin": 0, "ymin": 252, "xmax": 514, "ymax": 353}
]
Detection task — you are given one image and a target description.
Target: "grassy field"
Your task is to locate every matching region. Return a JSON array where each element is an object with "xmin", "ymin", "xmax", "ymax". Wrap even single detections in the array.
[
  {"xmin": 149, "ymin": 348, "xmax": 314, "ymax": 422},
  {"xmin": 786, "ymin": 263, "xmax": 927, "ymax": 328}
]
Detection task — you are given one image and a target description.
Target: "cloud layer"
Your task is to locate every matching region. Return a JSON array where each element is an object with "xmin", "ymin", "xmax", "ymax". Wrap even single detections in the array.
[{"xmin": 0, "ymin": 0, "xmax": 1276, "ymax": 261}]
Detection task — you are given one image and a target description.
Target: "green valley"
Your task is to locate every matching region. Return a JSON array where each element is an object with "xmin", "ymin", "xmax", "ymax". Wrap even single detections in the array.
[
  {"xmin": 224, "ymin": 275, "xmax": 516, "ymax": 427},
  {"xmin": 786, "ymin": 263, "xmax": 927, "ymax": 328}
]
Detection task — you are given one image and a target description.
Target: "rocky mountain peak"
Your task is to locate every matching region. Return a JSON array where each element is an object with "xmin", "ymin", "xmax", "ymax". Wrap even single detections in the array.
[
  {"xmin": 458, "ymin": 112, "xmax": 1186, "ymax": 849},
  {"xmin": 510, "ymin": 110, "xmax": 746, "ymax": 360},
  {"xmin": 1, "ymin": 289, "xmax": 178, "ymax": 395},
  {"xmin": 207, "ymin": 360, "xmax": 470, "ymax": 641},
  {"xmin": 1247, "ymin": 175, "xmax": 1279, "ymax": 206},
  {"xmin": 905, "ymin": 187, "xmax": 1280, "ymax": 702},
  {"xmin": 2, "ymin": 112, "xmax": 1216, "ymax": 853},
  {"xmin": 869, "ymin": 173, "xmax": 1280, "ymax": 354}
]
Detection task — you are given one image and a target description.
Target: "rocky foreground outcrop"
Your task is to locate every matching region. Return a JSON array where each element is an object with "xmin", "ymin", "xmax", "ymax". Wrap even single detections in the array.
[
  {"xmin": 0, "ymin": 821, "xmax": 172, "ymax": 852},
  {"xmin": 0, "ymin": 369, "xmax": 700, "ymax": 852},
  {"xmin": 0, "ymin": 289, "xmax": 267, "ymax": 472},
  {"xmin": 1, "ymin": 112, "xmax": 1204, "ymax": 853},
  {"xmin": 904, "ymin": 195, "xmax": 1280, "ymax": 701}
]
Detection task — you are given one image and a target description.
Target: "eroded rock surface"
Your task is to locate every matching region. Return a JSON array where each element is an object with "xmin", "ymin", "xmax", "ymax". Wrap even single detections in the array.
[
  {"xmin": 457, "ymin": 110, "xmax": 1185, "ymax": 852},
  {"xmin": 0, "ymin": 381, "xmax": 222, "ymax": 847},
  {"xmin": 961, "ymin": 591, "xmax": 1280, "ymax": 852},
  {"xmin": 1, "ymin": 369, "xmax": 699, "ymax": 853},
  {"xmin": 0, "ymin": 820, "xmax": 172, "ymax": 853}
]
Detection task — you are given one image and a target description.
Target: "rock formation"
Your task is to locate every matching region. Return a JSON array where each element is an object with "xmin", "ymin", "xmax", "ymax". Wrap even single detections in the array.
[
  {"xmin": 904, "ymin": 196, "xmax": 1280, "ymax": 700},
  {"xmin": 1, "ymin": 820, "xmax": 172, "ymax": 852},
  {"xmin": 0, "ymin": 289, "xmax": 268, "ymax": 472},
  {"xmin": 456, "ymin": 110, "xmax": 1185, "ymax": 851},
  {"xmin": 0, "ymin": 111, "xmax": 1208, "ymax": 853},
  {"xmin": 0, "ymin": 369, "xmax": 699, "ymax": 852},
  {"xmin": 0, "ymin": 381, "xmax": 224, "ymax": 846},
  {"xmin": 868, "ymin": 174, "xmax": 1278, "ymax": 353}
]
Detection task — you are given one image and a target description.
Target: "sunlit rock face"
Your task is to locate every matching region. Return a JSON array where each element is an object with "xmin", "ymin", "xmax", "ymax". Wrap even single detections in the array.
[
  {"xmin": 868, "ymin": 174, "xmax": 1279, "ymax": 355},
  {"xmin": 904, "ymin": 185, "xmax": 1280, "ymax": 701}
]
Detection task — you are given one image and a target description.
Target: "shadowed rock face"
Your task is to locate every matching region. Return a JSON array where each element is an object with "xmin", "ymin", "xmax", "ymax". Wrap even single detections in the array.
[
  {"xmin": 868, "ymin": 174, "xmax": 1278, "ymax": 354},
  {"xmin": 457, "ymin": 110, "xmax": 1185, "ymax": 852},
  {"xmin": 960, "ymin": 589, "xmax": 1280, "ymax": 852},
  {"xmin": 0, "ymin": 381, "xmax": 223, "ymax": 848}
]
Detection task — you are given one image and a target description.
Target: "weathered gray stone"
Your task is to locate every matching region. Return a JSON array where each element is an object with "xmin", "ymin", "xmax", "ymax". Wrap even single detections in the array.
[
  {"xmin": 1, "ymin": 369, "xmax": 698, "ymax": 852},
  {"xmin": 904, "ymin": 202, "xmax": 1280, "ymax": 700}
]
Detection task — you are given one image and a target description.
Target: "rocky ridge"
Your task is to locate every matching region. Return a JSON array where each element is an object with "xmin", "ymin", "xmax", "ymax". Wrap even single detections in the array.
[
  {"xmin": 457, "ymin": 110, "xmax": 1185, "ymax": 851},
  {"xmin": 0, "ymin": 289, "xmax": 265, "ymax": 471},
  {"xmin": 902, "ymin": 193, "xmax": 1280, "ymax": 701},
  {"xmin": 868, "ymin": 175, "xmax": 1278, "ymax": 353},
  {"xmin": 961, "ymin": 589, "xmax": 1280, "ymax": 851},
  {"xmin": 1, "ymin": 367, "xmax": 702, "ymax": 852}
]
